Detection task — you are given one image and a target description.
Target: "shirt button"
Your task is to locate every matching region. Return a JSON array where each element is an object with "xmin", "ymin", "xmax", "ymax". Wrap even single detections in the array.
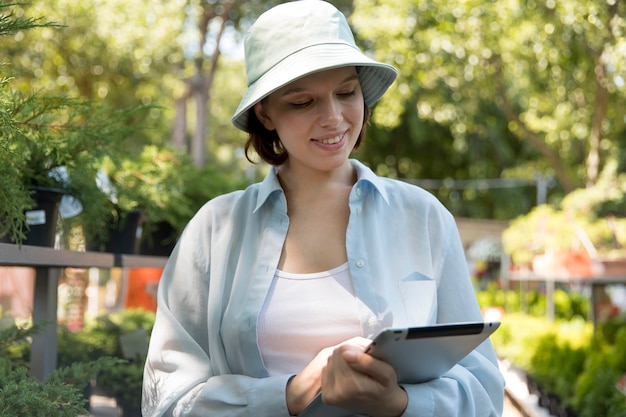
[
  {"xmin": 356, "ymin": 207, "xmax": 362, "ymax": 214},
  {"xmin": 356, "ymin": 259, "xmax": 365, "ymax": 268},
  {"xmin": 356, "ymin": 187, "xmax": 362, "ymax": 197},
  {"xmin": 368, "ymin": 316, "xmax": 378, "ymax": 326}
]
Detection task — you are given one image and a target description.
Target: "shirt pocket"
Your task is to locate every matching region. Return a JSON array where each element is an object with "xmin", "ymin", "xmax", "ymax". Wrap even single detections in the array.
[{"xmin": 399, "ymin": 273, "xmax": 437, "ymax": 326}]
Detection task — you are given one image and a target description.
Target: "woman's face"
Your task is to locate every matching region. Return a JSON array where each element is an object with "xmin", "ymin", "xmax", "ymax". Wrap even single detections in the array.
[{"xmin": 253, "ymin": 66, "xmax": 365, "ymax": 173}]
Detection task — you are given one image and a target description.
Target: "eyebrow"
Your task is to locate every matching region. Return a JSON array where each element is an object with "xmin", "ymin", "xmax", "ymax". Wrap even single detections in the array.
[{"xmin": 280, "ymin": 73, "xmax": 360, "ymax": 97}]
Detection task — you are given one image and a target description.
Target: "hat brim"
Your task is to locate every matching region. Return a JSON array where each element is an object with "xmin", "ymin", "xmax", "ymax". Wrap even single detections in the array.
[{"xmin": 231, "ymin": 43, "xmax": 397, "ymax": 132}]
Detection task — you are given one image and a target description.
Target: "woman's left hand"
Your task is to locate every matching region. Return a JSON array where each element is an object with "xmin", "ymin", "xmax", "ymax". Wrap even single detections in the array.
[{"xmin": 320, "ymin": 344, "xmax": 408, "ymax": 417}]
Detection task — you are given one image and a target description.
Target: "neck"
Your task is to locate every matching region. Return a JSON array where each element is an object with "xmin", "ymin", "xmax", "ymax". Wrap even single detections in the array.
[
  {"xmin": 276, "ymin": 160, "xmax": 356, "ymax": 195},
  {"xmin": 278, "ymin": 161, "xmax": 356, "ymax": 193}
]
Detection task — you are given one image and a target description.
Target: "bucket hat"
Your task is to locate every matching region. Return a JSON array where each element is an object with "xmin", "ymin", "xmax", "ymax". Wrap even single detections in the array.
[{"xmin": 231, "ymin": 0, "xmax": 398, "ymax": 132}]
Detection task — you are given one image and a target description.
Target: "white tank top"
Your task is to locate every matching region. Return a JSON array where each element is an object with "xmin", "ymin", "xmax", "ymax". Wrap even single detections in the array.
[{"xmin": 257, "ymin": 263, "xmax": 363, "ymax": 376}]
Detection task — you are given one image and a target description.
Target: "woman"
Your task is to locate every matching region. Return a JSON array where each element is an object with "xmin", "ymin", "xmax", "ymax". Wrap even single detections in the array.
[{"xmin": 142, "ymin": 1, "xmax": 505, "ymax": 416}]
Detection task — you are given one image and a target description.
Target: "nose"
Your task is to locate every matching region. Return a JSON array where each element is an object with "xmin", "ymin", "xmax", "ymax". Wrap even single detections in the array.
[{"xmin": 318, "ymin": 97, "xmax": 341, "ymax": 127}]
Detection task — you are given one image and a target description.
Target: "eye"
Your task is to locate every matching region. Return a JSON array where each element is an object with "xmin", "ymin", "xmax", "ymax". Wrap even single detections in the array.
[
  {"xmin": 290, "ymin": 100, "xmax": 312, "ymax": 109},
  {"xmin": 338, "ymin": 89, "xmax": 357, "ymax": 98}
]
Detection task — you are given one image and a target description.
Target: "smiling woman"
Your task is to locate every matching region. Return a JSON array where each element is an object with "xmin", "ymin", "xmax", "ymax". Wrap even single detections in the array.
[{"xmin": 142, "ymin": 2, "xmax": 504, "ymax": 417}]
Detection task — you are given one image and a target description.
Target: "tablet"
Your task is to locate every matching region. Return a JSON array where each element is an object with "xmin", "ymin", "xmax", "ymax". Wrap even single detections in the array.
[
  {"xmin": 365, "ymin": 321, "xmax": 500, "ymax": 383},
  {"xmin": 299, "ymin": 321, "xmax": 500, "ymax": 417}
]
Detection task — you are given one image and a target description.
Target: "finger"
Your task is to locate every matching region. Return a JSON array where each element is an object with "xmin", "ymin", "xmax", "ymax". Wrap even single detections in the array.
[{"xmin": 342, "ymin": 349, "xmax": 398, "ymax": 384}]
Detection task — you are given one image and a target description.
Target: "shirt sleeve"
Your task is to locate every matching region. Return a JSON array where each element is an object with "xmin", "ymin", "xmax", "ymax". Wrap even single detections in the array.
[{"xmin": 141, "ymin": 205, "xmax": 293, "ymax": 417}]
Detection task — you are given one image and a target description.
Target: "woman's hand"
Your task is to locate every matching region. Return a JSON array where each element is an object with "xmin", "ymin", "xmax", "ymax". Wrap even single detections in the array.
[
  {"xmin": 320, "ymin": 344, "xmax": 408, "ymax": 417},
  {"xmin": 285, "ymin": 337, "xmax": 371, "ymax": 415}
]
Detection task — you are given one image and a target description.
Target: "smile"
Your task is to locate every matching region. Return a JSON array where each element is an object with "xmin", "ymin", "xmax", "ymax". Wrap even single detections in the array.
[
  {"xmin": 318, "ymin": 135, "xmax": 342, "ymax": 145},
  {"xmin": 314, "ymin": 131, "xmax": 345, "ymax": 145}
]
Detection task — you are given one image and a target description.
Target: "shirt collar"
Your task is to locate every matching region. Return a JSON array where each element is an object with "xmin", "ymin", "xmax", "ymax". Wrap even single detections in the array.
[
  {"xmin": 253, "ymin": 159, "xmax": 390, "ymax": 213},
  {"xmin": 254, "ymin": 166, "xmax": 284, "ymax": 213},
  {"xmin": 350, "ymin": 159, "xmax": 390, "ymax": 205}
]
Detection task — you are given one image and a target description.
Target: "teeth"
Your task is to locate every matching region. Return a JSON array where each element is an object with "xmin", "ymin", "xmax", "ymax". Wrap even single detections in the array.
[{"xmin": 319, "ymin": 135, "xmax": 342, "ymax": 145}]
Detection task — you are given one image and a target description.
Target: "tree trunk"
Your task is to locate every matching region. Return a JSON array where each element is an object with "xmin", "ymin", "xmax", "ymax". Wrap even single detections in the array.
[
  {"xmin": 172, "ymin": 92, "xmax": 189, "ymax": 151},
  {"xmin": 191, "ymin": 67, "xmax": 208, "ymax": 167},
  {"xmin": 586, "ymin": 59, "xmax": 608, "ymax": 188},
  {"xmin": 586, "ymin": 0, "xmax": 618, "ymax": 188},
  {"xmin": 188, "ymin": 0, "xmax": 234, "ymax": 168}
]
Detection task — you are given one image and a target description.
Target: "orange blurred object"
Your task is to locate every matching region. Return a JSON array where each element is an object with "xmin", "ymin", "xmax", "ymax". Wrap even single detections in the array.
[{"xmin": 125, "ymin": 267, "xmax": 162, "ymax": 311}]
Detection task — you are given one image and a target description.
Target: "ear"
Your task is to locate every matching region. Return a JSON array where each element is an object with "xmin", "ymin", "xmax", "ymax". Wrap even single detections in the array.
[{"xmin": 253, "ymin": 102, "xmax": 276, "ymax": 131}]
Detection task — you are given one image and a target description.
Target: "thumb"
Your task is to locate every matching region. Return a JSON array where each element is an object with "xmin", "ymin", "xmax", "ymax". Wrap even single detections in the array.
[{"xmin": 342, "ymin": 350, "xmax": 361, "ymax": 363}]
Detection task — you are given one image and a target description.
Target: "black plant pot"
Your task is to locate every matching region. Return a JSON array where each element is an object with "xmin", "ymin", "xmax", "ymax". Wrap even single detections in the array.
[
  {"xmin": 0, "ymin": 186, "xmax": 65, "ymax": 247},
  {"xmin": 139, "ymin": 221, "xmax": 178, "ymax": 256},
  {"xmin": 526, "ymin": 374, "xmax": 539, "ymax": 395},
  {"xmin": 81, "ymin": 381, "xmax": 94, "ymax": 413},
  {"xmin": 116, "ymin": 396, "xmax": 142, "ymax": 417},
  {"xmin": 87, "ymin": 210, "xmax": 144, "ymax": 254},
  {"xmin": 548, "ymin": 393, "xmax": 564, "ymax": 416}
]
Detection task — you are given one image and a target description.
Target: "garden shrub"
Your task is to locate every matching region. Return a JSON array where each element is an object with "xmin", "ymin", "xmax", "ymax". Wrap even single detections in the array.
[
  {"xmin": 477, "ymin": 285, "xmax": 589, "ymax": 320},
  {"xmin": 493, "ymin": 312, "xmax": 626, "ymax": 417},
  {"xmin": 0, "ymin": 324, "xmax": 123, "ymax": 416}
]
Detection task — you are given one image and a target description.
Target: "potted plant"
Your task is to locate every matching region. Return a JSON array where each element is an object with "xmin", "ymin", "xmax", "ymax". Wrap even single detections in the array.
[
  {"xmin": 0, "ymin": 3, "xmax": 153, "ymax": 247},
  {"xmin": 503, "ymin": 163, "xmax": 626, "ymax": 278},
  {"xmin": 77, "ymin": 144, "xmax": 251, "ymax": 256},
  {"xmin": 126, "ymin": 145, "xmax": 252, "ymax": 256},
  {"xmin": 0, "ymin": 5, "xmax": 62, "ymax": 246},
  {"xmin": 70, "ymin": 145, "xmax": 195, "ymax": 254}
]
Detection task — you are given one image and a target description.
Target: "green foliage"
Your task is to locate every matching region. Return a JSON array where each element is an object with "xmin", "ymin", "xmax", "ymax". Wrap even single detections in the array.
[
  {"xmin": 0, "ymin": 3, "xmax": 157, "ymax": 245},
  {"xmin": 0, "ymin": 323, "xmax": 124, "ymax": 417},
  {"xmin": 502, "ymin": 205, "xmax": 574, "ymax": 265},
  {"xmin": 97, "ymin": 357, "xmax": 145, "ymax": 412},
  {"xmin": 0, "ymin": 3, "xmax": 55, "ymax": 243},
  {"xmin": 83, "ymin": 309, "xmax": 154, "ymax": 408},
  {"xmin": 494, "ymin": 313, "xmax": 626, "ymax": 416},
  {"xmin": 573, "ymin": 327, "xmax": 626, "ymax": 417},
  {"xmin": 0, "ymin": 321, "xmax": 39, "ymax": 366},
  {"xmin": 69, "ymin": 308, "xmax": 156, "ymax": 359},
  {"xmin": 0, "ymin": 1, "xmax": 59, "ymax": 37},
  {"xmin": 530, "ymin": 333, "xmax": 588, "ymax": 409},
  {"xmin": 477, "ymin": 284, "xmax": 589, "ymax": 320},
  {"xmin": 72, "ymin": 144, "xmax": 193, "ymax": 249},
  {"xmin": 3, "ymin": 0, "xmax": 626, "ymax": 224},
  {"xmin": 502, "ymin": 185, "xmax": 626, "ymax": 264},
  {"xmin": 0, "ymin": 356, "xmax": 86, "ymax": 417},
  {"xmin": 57, "ymin": 325, "xmax": 111, "ymax": 368},
  {"xmin": 353, "ymin": 0, "xmax": 625, "ymax": 197},
  {"xmin": 490, "ymin": 313, "xmax": 557, "ymax": 371}
]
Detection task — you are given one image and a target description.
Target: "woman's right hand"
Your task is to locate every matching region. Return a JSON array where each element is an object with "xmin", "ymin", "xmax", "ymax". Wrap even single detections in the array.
[{"xmin": 286, "ymin": 336, "xmax": 371, "ymax": 415}]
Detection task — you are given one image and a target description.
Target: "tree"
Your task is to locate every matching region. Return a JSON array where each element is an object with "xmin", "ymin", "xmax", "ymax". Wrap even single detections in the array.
[
  {"xmin": 1, "ymin": 0, "xmax": 185, "ymax": 149},
  {"xmin": 351, "ymin": 0, "xmax": 626, "ymax": 194},
  {"xmin": 171, "ymin": 0, "xmax": 238, "ymax": 167}
]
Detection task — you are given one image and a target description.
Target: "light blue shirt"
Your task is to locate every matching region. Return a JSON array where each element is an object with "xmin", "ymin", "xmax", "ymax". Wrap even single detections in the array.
[{"xmin": 142, "ymin": 159, "xmax": 504, "ymax": 417}]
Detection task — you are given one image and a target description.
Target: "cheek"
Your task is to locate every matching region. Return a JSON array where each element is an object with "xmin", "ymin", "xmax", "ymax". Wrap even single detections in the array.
[
  {"xmin": 347, "ymin": 103, "xmax": 365, "ymax": 127},
  {"xmin": 271, "ymin": 115, "xmax": 298, "ymax": 135}
]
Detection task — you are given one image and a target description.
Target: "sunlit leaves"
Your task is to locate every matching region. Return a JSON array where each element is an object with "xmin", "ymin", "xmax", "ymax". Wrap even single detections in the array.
[{"xmin": 351, "ymin": 0, "xmax": 625, "ymax": 194}]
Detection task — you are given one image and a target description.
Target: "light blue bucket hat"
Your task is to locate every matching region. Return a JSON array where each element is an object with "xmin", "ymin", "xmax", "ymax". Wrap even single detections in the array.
[{"xmin": 231, "ymin": 0, "xmax": 398, "ymax": 132}]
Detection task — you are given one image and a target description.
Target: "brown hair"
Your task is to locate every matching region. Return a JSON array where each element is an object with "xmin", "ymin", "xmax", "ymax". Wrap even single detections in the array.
[{"xmin": 244, "ymin": 104, "xmax": 371, "ymax": 165}]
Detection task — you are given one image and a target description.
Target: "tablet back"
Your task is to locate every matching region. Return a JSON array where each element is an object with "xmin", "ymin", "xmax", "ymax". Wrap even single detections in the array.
[{"xmin": 366, "ymin": 321, "xmax": 500, "ymax": 383}]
